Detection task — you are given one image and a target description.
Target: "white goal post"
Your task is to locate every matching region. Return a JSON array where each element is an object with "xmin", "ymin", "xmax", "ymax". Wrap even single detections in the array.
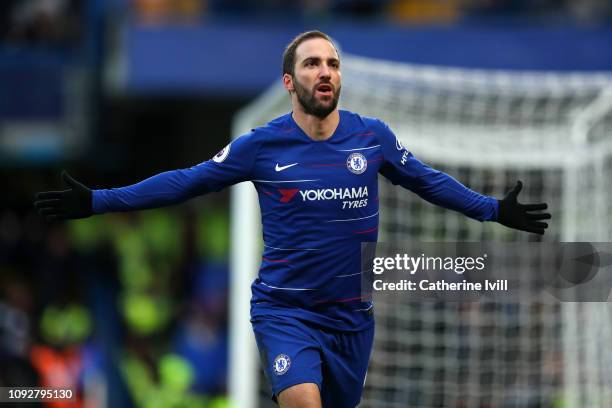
[{"xmin": 229, "ymin": 54, "xmax": 612, "ymax": 408}]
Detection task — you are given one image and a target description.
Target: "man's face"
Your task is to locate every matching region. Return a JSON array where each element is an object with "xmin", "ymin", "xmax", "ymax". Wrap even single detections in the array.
[{"xmin": 289, "ymin": 38, "xmax": 341, "ymax": 119}]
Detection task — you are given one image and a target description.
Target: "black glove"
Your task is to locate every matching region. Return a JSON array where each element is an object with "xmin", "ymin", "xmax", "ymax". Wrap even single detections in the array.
[
  {"xmin": 34, "ymin": 171, "xmax": 92, "ymax": 221},
  {"xmin": 497, "ymin": 181, "xmax": 551, "ymax": 235}
]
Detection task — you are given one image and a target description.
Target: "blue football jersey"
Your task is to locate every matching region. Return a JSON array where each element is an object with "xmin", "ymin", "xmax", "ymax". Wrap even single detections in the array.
[{"xmin": 93, "ymin": 110, "xmax": 498, "ymax": 331}]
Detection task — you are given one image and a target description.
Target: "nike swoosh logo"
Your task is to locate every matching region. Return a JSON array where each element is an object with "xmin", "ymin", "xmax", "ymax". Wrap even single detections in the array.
[{"xmin": 275, "ymin": 163, "xmax": 298, "ymax": 172}]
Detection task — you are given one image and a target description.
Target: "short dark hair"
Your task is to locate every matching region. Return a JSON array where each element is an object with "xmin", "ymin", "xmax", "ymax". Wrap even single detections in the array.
[{"xmin": 282, "ymin": 30, "xmax": 337, "ymax": 76}]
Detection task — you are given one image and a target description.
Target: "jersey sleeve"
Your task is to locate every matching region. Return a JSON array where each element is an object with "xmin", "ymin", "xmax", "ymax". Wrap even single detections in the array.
[
  {"xmin": 375, "ymin": 120, "xmax": 498, "ymax": 222},
  {"xmin": 92, "ymin": 132, "xmax": 260, "ymax": 214}
]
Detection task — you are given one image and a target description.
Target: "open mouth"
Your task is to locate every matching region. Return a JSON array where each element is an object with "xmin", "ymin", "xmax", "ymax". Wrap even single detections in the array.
[{"xmin": 316, "ymin": 83, "xmax": 333, "ymax": 96}]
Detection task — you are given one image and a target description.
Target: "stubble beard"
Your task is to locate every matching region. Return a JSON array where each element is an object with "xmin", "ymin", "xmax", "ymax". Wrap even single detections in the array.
[{"xmin": 293, "ymin": 77, "xmax": 341, "ymax": 119}]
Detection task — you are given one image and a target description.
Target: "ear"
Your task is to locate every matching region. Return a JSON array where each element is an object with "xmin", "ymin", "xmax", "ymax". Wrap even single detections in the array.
[{"xmin": 283, "ymin": 73, "xmax": 294, "ymax": 93}]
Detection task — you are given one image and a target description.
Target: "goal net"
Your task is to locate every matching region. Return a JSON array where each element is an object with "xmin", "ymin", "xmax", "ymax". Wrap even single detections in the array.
[{"xmin": 229, "ymin": 54, "xmax": 612, "ymax": 408}]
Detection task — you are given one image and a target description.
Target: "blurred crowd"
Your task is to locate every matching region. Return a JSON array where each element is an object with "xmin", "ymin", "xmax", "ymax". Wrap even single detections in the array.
[
  {"xmin": 0, "ymin": 203, "xmax": 231, "ymax": 407},
  {"xmin": 0, "ymin": 0, "xmax": 82, "ymax": 48},
  {"xmin": 131, "ymin": 0, "xmax": 612, "ymax": 24},
  {"xmin": 0, "ymin": 0, "xmax": 610, "ymax": 49}
]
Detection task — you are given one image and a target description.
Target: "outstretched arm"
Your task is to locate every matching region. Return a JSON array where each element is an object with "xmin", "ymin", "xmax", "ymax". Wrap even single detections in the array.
[
  {"xmin": 35, "ymin": 166, "xmax": 217, "ymax": 221},
  {"xmin": 381, "ymin": 158, "xmax": 551, "ymax": 235},
  {"xmin": 375, "ymin": 120, "xmax": 550, "ymax": 234},
  {"xmin": 34, "ymin": 134, "xmax": 260, "ymax": 221}
]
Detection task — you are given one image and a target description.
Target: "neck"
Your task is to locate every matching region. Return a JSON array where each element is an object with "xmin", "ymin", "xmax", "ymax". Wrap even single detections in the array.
[{"xmin": 292, "ymin": 107, "xmax": 339, "ymax": 141}]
